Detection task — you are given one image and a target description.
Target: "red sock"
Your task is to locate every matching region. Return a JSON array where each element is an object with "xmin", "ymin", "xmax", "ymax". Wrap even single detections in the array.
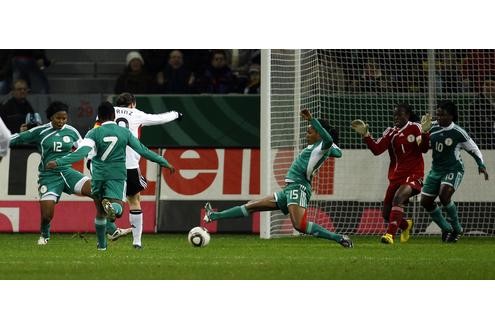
[
  {"xmin": 398, "ymin": 217, "xmax": 409, "ymax": 230},
  {"xmin": 299, "ymin": 211, "xmax": 308, "ymax": 233},
  {"xmin": 386, "ymin": 206, "xmax": 404, "ymax": 236}
]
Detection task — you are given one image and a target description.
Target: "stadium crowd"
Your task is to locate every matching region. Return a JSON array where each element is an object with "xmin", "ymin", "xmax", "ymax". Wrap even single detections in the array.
[
  {"xmin": 0, "ymin": 49, "xmax": 494, "ymax": 149},
  {"xmin": 319, "ymin": 49, "xmax": 495, "ymax": 94},
  {"xmin": 2, "ymin": 49, "xmax": 495, "ymax": 96}
]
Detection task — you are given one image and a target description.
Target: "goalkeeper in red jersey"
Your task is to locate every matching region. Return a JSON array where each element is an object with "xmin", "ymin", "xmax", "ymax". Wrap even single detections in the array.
[{"xmin": 351, "ymin": 103, "xmax": 430, "ymax": 244}]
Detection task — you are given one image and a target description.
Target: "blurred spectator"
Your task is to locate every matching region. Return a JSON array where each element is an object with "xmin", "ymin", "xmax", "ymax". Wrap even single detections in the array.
[
  {"xmin": 114, "ymin": 51, "xmax": 155, "ymax": 94},
  {"xmin": 436, "ymin": 50, "xmax": 463, "ymax": 93},
  {"xmin": 242, "ymin": 64, "xmax": 260, "ymax": 94},
  {"xmin": 140, "ymin": 49, "xmax": 170, "ymax": 77},
  {"xmin": 0, "ymin": 79, "xmax": 42, "ymax": 133},
  {"xmin": 11, "ymin": 50, "xmax": 50, "ymax": 94},
  {"xmin": 466, "ymin": 77, "xmax": 495, "ymax": 149},
  {"xmin": 228, "ymin": 49, "xmax": 261, "ymax": 76},
  {"xmin": 461, "ymin": 49, "xmax": 495, "ymax": 93},
  {"xmin": 155, "ymin": 50, "xmax": 194, "ymax": 94},
  {"xmin": 195, "ymin": 50, "xmax": 236, "ymax": 94},
  {"xmin": 182, "ymin": 50, "xmax": 211, "ymax": 79},
  {"xmin": 0, "ymin": 50, "xmax": 13, "ymax": 95},
  {"xmin": 360, "ymin": 60, "xmax": 388, "ymax": 92},
  {"xmin": 385, "ymin": 50, "xmax": 426, "ymax": 93},
  {"xmin": 422, "ymin": 49, "xmax": 463, "ymax": 93},
  {"xmin": 319, "ymin": 55, "xmax": 346, "ymax": 93}
]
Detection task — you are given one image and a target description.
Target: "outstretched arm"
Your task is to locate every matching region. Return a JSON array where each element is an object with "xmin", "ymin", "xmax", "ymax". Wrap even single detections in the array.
[
  {"xmin": 418, "ymin": 132, "xmax": 430, "ymax": 153},
  {"xmin": 127, "ymin": 133, "xmax": 175, "ymax": 173},
  {"xmin": 351, "ymin": 119, "xmax": 390, "ymax": 155},
  {"xmin": 46, "ymin": 145, "xmax": 92, "ymax": 169},
  {"xmin": 9, "ymin": 126, "xmax": 40, "ymax": 147},
  {"xmin": 461, "ymin": 138, "xmax": 488, "ymax": 180},
  {"xmin": 417, "ymin": 113, "xmax": 432, "ymax": 153},
  {"xmin": 363, "ymin": 128, "xmax": 393, "ymax": 155},
  {"xmin": 301, "ymin": 109, "xmax": 334, "ymax": 149},
  {"xmin": 137, "ymin": 110, "xmax": 183, "ymax": 127},
  {"xmin": 53, "ymin": 145, "xmax": 93, "ymax": 169}
]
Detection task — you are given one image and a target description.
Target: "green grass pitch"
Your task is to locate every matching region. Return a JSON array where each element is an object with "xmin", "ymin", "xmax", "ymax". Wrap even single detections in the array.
[{"xmin": 0, "ymin": 233, "xmax": 494, "ymax": 279}]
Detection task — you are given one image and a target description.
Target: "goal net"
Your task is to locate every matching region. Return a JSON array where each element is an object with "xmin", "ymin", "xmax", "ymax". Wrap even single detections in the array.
[{"xmin": 260, "ymin": 49, "xmax": 495, "ymax": 239}]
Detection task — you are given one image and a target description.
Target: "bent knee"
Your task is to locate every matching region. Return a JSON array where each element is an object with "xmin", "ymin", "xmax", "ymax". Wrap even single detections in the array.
[
  {"xmin": 289, "ymin": 210, "xmax": 308, "ymax": 233},
  {"xmin": 438, "ymin": 195, "xmax": 451, "ymax": 206},
  {"xmin": 420, "ymin": 197, "xmax": 434, "ymax": 210},
  {"xmin": 392, "ymin": 195, "xmax": 407, "ymax": 206}
]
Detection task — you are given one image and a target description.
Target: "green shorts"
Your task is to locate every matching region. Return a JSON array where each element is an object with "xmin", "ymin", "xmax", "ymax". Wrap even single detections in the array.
[
  {"xmin": 421, "ymin": 168, "xmax": 464, "ymax": 197},
  {"xmin": 274, "ymin": 183, "xmax": 312, "ymax": 215},
  {"xmin": 92, "ymin": 179, "xmax": 126, "ymax": 201},
  {"xmin": 38, "ymin": 169, "xmax": 90, "ymax": 202}
]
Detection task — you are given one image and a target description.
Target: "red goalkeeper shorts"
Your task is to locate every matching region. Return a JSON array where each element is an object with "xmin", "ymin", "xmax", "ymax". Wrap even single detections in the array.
[{"xmin": 383, "ymin": 174, "xmax": 423, "ymax": 206}]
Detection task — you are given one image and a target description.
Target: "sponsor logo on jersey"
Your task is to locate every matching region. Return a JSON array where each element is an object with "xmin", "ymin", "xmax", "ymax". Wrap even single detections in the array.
[
  {"xmin": 63, "ymin": 136, "xmax": 71, "ymax": 143},
  {"xmin": 445, "ymin": 138, "xmax": 453, "ymax": 146},
  {"xmin": 407, "ymin": 134, "xmax": 415, "ymax": 142}
]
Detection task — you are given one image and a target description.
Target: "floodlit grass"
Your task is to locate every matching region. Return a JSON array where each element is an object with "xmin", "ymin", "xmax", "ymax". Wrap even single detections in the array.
[{"xmin": 0, "ymin": 233, "xmax": 494, "ymax": 279}]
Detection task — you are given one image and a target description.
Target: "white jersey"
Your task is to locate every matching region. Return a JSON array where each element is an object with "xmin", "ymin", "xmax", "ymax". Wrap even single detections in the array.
[
  {"xmin": 0, "ymin": 117, "xmax": 12, "ymax": 157},
  {"xmin": 113, "ymin": 106, "xmax": 180, "ymax": 169}
]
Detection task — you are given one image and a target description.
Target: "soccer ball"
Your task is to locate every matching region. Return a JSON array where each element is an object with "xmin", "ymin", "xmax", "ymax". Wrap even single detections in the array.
[{"xmin": 188, "ymin": 226, "xmax": 210, "ymax": 247}]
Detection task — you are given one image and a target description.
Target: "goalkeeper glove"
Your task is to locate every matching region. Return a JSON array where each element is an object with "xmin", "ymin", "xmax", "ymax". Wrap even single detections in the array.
[
  {"xmin": 177, "ymin": 112, "xmax": 184, "ymax": 121},
  {"xmin": 421, "ymin": 113, "xmax": 432, "ymax": 133},
  {"xmin": 350, "ymin": 119, "xmax": 370, "ymax": 137}
]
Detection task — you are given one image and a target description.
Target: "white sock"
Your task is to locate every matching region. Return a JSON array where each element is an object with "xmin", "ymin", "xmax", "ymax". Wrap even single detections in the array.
[{"xmin": 130, "ymin": 210, "xmax": 143, "ymax": 246}]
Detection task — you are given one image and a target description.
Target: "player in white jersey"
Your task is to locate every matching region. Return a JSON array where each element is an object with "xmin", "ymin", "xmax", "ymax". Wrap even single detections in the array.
[
  {"xmin": 112, "ymin": 93, "xmax": 182, "ymax": 249},
  {"xmin": 0, "ymin": 117, "xmax": 12, "ymax": 161}
]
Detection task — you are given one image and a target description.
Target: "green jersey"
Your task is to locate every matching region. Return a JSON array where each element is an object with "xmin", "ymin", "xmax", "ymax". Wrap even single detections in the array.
[
  {"xmin": 10, "ymin": 123, "xmax": 83, "ymax": 176},
  {"xmin": 55, "ymin": 121, "xmax": 171, "ymax": 180},
  {"xmin": 429, "ymin": 122, "xmax": 485, "ymax": 172},
  {"xmin": 285, "ymin": 118, "xmax": 342, "ymax": 191}
]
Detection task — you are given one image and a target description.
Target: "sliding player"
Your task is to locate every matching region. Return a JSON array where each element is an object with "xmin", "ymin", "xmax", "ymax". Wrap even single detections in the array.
[
  {"xmin": 46, "ymin": 101, "xmax": 175, "ymax": 251},
  {"xmin": 420, "ymin": 100, "xmax": 488, "ymax": 242},
  {"xmin": 204, "ymin": 109, "xmax": 353, "ymax": 248},
  {"xmin": 9, "ymin": 101, "xmax": 92, "ymax": 245},
  {"xmin": 351, "ymin": 103, "xmax": 429, "ymax": 244}
]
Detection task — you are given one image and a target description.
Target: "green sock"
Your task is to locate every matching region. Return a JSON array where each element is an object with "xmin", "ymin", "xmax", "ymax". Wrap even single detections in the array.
[
  {"xmin": 210, "ymin": 205, "xmax": 248, "ymax": 221},
  {"xmin": 111, "ymin": 203, "xmax": 123, "ymax": 216},
  {"xmin": 306, "ymin": 222, "xmax": 342, "ymax": 242},
  {"xmin": 106, "ymin": 221, "xmax": 117, "ymax": 235},
  {"xmin": 95, "ymin": 218, "xmax": 107, "ymax": 249},
  {"xmin": 40, "ymin": 221, "xmax": 51, "ymax": 239},
  {"xmin": 445, "ymin": 202, "xmax": 462, "ymax": 233},
  {"xmin": 430, "ymin": 207, "xmax": 453, "ymax": 232}
]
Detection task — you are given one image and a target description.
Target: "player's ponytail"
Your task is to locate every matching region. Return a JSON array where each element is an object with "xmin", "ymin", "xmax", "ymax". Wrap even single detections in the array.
[{"xmin": 318, "ymin": 119, "xmax": 339, "ymax": 145}]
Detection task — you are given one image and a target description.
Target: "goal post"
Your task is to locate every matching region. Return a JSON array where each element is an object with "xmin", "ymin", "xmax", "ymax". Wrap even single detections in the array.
[
  {"xmin": 260, "ymin": 49, "xmax": 271, "ymax": 239},
  {"xmin": 261, "ymin": 49, "xmax": 495, "ymax": 239}
]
